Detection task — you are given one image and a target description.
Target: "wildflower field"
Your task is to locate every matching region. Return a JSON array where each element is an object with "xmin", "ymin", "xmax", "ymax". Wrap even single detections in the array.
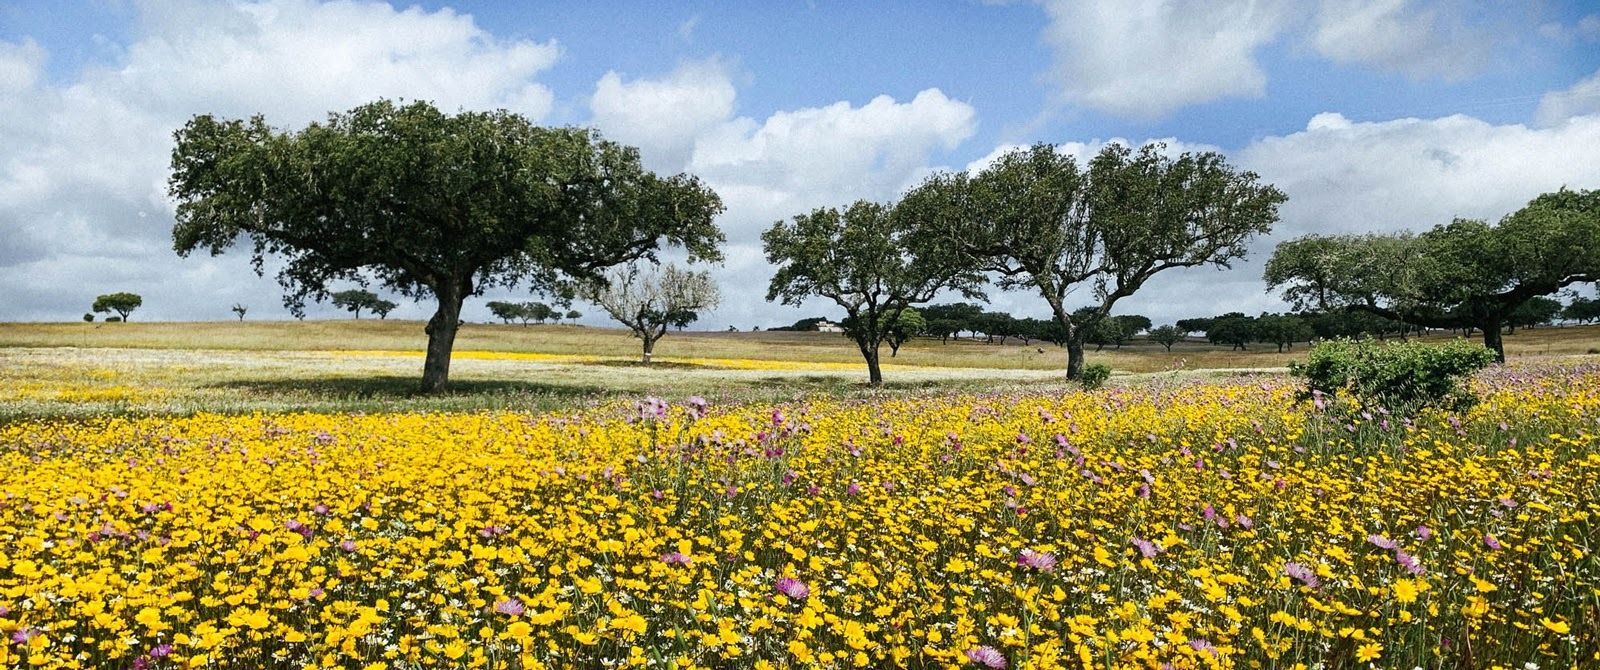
[{"xmin": 2, "ymin": 365, "xmax": 1598, "ymax": 669}]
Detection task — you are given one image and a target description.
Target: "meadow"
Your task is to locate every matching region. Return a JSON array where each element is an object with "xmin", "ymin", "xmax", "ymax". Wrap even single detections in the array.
[{"xmin": 1, "ymin": 322, "xmax": 1598, "ymax": 668}]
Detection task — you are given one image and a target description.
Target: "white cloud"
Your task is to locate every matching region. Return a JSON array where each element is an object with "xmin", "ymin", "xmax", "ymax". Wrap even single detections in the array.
[
  {"xmin": 1536, "ymin": 69, "xmax": 1600, "ymax": 127},
  {"xmin": 1035, "ymin": 0, "xmax": 1289, "ymax": 119},
  {"xmin": 590, "ymin": 59, "xmax": 738, "ymax": 172},
  {"xmin": 580, "ymin": 63, "xmax": 978, "ymax": 328},
  {"xmin": 0, "ymin": 0, "xmax": 561, "ymax": 321},
  {"xmin": 1310, "ymin": 0, "xmax": 1490, "ymax": 80}
]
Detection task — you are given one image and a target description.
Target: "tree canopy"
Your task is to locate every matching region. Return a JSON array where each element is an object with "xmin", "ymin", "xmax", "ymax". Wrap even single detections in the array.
[
  {"xmin": 331, "ymin": 289, "xmax": 380, "ymax": 319},
  {"xmin": 169, "ymin": 99, "xmax": 723, "ymax": 391},
  {"xmin": 764, "ymin": 199, "xmax": 982, "ymax": 386},
  {"xmin": 1265, "ymin": 188, "xmax": 1600, "ymax": 361},
  {"xmin": 92, "ymin": 293, "xmax": 142, "ymax": 321},
  {"xmin": 904, "ymin": 142, "xmax": 1284, "ymax": 378}
]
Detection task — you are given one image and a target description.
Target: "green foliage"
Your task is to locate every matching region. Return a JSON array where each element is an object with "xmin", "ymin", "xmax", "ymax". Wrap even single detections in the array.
[
  {"xmin": 884, "ymin": 308, "xmax": 927, "ymax": 356},
  {"xmin": 763, "ymin": 199, "xmax": 982, "ymax": 386},
  {"xmin": 82, "ymin": 313, "xmax": 94, "ymax": 323},
  {"xmin": 1148, "ymin": 325, "xmax": 1185, "ymax": 351},
  {"xmin": 1255, "ymin": 312, "xmax": 1314, "ymax": 352},
  {"xmin": 1508, "ymin": 296, "xmax": 1562, "ymax": 330},
  {"xmin": 1078, "ymin": 363, "xmax": 1112, "ymax": 390},
  {"xmin": 1205, "ymin": 312, "xmax": 1256, "ymax": 350},
  {"xmin": 1265, "ymin": 188, "xmax": 1600, "ymax": 361},
  {"xmin": 169, "ymin": 98, "xmax": 723, "ymax": 392},
  {"xmin": 231, "ymin": 304, "xmax": 248, "ymax": 321},
  {"xmin": 1564, "ymin": 295, "xmax": 1600, "ymax": 323},
  {"xmin": 92, "ymin": 292, "xmax": 143, "ymax": 321},
  {"xmin": 1291, "ymin": 338, "xmax": 1496, "ymax": 413},
  {"xmin": 104, "ymin": 316, "xmax": 122, "ymax": 323},
  {"xmin": 331, "ymin": 289, "xmax": 380, "ymax": 319},
  {"xmin": 370, "ymin": 299, "xmax": 398, "ymax": 320}
]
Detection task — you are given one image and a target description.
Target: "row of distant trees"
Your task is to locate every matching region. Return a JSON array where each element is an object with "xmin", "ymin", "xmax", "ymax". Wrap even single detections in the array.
[{"xmin": 486, "ymin": 301, "xmax": 582, "ymax": 326}]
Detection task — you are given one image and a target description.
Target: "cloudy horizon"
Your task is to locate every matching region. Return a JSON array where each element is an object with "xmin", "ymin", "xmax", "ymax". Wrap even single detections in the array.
[{"xmin": 3, "ymin": 1, "xmax": 1600, "ymax": 330}]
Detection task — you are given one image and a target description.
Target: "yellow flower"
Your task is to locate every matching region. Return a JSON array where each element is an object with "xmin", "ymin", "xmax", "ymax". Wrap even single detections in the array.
[
  {"xmin": 1355, "ymin": 642, "xmax": 1382, "ymax": 662},
  {"xmin": 1540, "ymin": 617, "xmax": 1570, "ymax": 634}
]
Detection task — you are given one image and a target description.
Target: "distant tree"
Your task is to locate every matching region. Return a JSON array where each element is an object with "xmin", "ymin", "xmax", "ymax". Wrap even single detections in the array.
[
  {"xmin": 584, "ymin": 263, "xmax": 719, "ymax": 365},
  {"xmin": 1148, "ymin": 324, "xmax": 1185, "ymax": 352},
  {"xmin": 527, "ymin": 302, "xmax": 554, "ymax": 324},
  {"xmin": 1564, "ymin": 296, "xmax": 1600, "ymax": 324},
  {"xmin": 922, "ymin": 303, "xmax": 985, "ymax": 342},
  {"xmin": 667, "ymin": 309, "xmax": 700, "ymax": 331},
  {"xmin": 885, "ymin": 308, "xmax": 927, "ymax": 357},
  {"xmin": 92, "ymin": 292, "xmax": 143, "ymax": 322},
  {"xmin": 371, "ymin": 299, "xmax": 398, "ymax": 320},
  {"xmin": 486, "ymin": 301, "xmax": 521, "ymax": 324},
  {"xmin": 1115, "ymin": 314, "xmax": 1152, "ymax": 335},
  {"xmin": 975, "ymin": 311, "xmax": 1019, "ymax": 344},
  {"xmin": 904, "ymin": 142, "xmax": 1284, "ymax": 378},
  {"xmin": 1175, "ymin": 317, "xmax": 1215, "ymax": 334},
  {"xmin": 1265, "ymin": 189, "xmax": 1600, "ymax": 362},
  {"xmin": 1076, "ymin": 308, "xmax": 1129, "ymax": 351},
  {"xmin": 764, "ymin": 200, "xmax": 982, "ymax": 386},
  {"xmin": 82, "ymin": 313, "xmax": 94, "ymax": 323},
  {"xmin": 169, "ymin": 99, "xmax": 724, "ymax": 392},
  {"xmin": 231, "ymin": 303, "xmax": 248, "ymax": 321},
  {"xmin": 105, "ymin": 316, "xmax": 122, "ymax": 323},
  {"xmin": 565, "ymin": 309, "xmax": 582, "ymax": 324},
  {"xmin": 331, "ymin": 289, "xmax": 379, "ymax": 319},
  {"xmin": 1507, "ymin": 296, "xmax": 1563, "ymax": 332},
  {"xmin": 1206, "ymin": 312, "xmax": 1257, "ymax": 351},
  {"xmin": 1255, "ymin": 312, "xmax": 1314, "ymax": 352},
  {"xmin": 1014, "ymin": 317, "xmax": 1055, "ymax": 345}
]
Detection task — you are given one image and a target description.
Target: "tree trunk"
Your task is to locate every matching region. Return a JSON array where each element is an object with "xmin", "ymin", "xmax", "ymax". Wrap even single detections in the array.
[
  {"xmin": 1482, "ymin": 319, "xmax": 1506, "ymax": 363},
  {"xmin": 420, "ymin": 286, "xmax": 466, "ymax": 393},
  {"xmin": 889, "ymin": 341, "xmax": 900, "ymax": 357},
  {"xmin": 1066, "ymin": 340, "xmax": 1085, "ymax": 379},
  {"xmin": 865, "ymin": 347, "xmax": 883, "ymax": 386},
  {"xmin": 642, "ymin": 335, "xmax": 656, "ymax": 365}
]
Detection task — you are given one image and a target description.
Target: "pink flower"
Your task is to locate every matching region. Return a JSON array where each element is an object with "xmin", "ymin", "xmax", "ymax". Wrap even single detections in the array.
[
  {"xmin": 1367, "ymin": 534, "xmax": 1397, "ymax": 550},
  {"xmin": 494, "ymin": 599, "xmax": 526, "ymax": 616},
  {"xmin": 1484, "ymin": 534, "xmax": 1502, "ymax": 550},
  {"xmin": 1130, "ymin": 537, "xmax": 1161, "ymax": 559},
  {"xmin": 965, "ymin": 646, "xmax": 1007, "ymax": 669},
  {"xmin": 1416, "ymin": 525, "xmax": 1433, "ymax": 541},
  {"xmin": 660, "ymin": 552, "xmax": 692, "ymax": 567},
  {"xmin": 774, "ymin": 577, "xmax": 810, "ymax": 600},
  {"xmin": 1284, "ymin": 562, "xmax": 1320, "ymax": 588},
  {"xmin": 1015, "ymin": 549, "xmax": 1057, "ymax": 572}
]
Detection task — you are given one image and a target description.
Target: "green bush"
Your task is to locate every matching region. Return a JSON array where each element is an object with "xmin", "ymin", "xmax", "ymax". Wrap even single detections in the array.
[
  {"xmin": 1291, "ymin": 338, "xmax": 1495, "ymax": 412},
  {"xmin": 1078, "ymin": 363, "xmax": 1112, "ymax": 390},
  {"xmin": 82, "ymin": 313, "xmax": 94, "ymax": 323},
  {"xmin": 105, "ymin": 316, "xmax": 122, "ymax": 323}
]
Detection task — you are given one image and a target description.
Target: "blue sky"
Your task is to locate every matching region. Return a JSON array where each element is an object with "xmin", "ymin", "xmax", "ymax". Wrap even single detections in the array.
[{"xmin": 3, "ymin": 1, "xmax": 1600, "ymax": 326}]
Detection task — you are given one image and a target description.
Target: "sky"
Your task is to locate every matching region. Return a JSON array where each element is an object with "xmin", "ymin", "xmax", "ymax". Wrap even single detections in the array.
[{"xmin": 3, "ymin": 0, "xmax": 1600, "ymax": 329}]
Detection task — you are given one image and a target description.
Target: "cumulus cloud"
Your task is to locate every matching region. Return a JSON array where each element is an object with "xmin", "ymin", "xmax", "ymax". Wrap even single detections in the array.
[
  {"xmin": 1036, "ymin": 0, "xmax": 1288, "ymax": 119},
  {"xmin": 590, "ymin": 59, "xmax": 738, "ymax": 173},
  {"xmin": 1033, "ymin": 0, "xmax": 1504, "ymax": 119},
  {"xmin": 1536, "ymin": 69, "xmax": 1600, "ymax": 127},
  {"xmin": 579, "ymin": 61, "xmax": 979, "ymax": 329},
  {"xmin": 0, "ymin": 0, "xmax": 559, "ymax": 321},
  {"xmin": 1309, "ymin": 0, "xmax": 1491, "ymax": 80}
]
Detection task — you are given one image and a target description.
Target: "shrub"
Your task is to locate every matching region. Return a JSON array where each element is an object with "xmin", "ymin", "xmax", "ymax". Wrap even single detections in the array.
[
  {"xmin": 1291, "ymin": 338, "xmax": 1495, "ymax": 412},
  {"xmin": 1079, "ymin": 363, "xmax": 1112, "ymax": 390},
  {"xmin": 105, "ymin": 316, "xmax": 122, "ymax": 323},
  {"xmin": 82, "ymin": 313, "xmax": 94, "ymax": 323}
]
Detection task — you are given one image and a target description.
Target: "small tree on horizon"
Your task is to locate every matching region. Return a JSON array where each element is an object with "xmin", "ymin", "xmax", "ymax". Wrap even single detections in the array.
[
  {"xmin": 331, "ymin": 289, "xmax": 379, "ymax": 319},
  {"xmin": 584, "ymin": 263, "xmax": 720, "ymax": 365},
  {"xmin": 884, "ymin": 308, "xmax": 926, "ymax": 357},
  {"xmin": 231, "ymin": 303, "xmax": 248, "ymax": 321},
  {"xmin": 92, "ymin": 292, "xmax": 142, "ymax": 322},
  {"xmin": 1148, "ymin": 324, "xmax": 1185, "ymax": 352},
  {"xmin": 371, "ymin": 299, "xmax": 398, "ymax": 320},
  {"xmin": 564, "ymin": 309, "xmax": 582, "ymax": 324}
]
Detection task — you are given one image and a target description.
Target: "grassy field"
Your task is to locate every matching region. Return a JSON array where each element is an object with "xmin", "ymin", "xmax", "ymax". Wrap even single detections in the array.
[{"xmin": 2, "ymin": 319, "xmax": 1597, "ymax": 420}]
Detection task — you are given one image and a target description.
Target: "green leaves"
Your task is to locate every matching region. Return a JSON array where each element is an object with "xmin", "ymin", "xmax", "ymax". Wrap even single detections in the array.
[
  {"xmin": 1291, "ymin": 338, "xmax": 1496, "ymax": 414},
  {"xmin": 91, "ymin": 292, "xmax": 143, "ymax": 321}
]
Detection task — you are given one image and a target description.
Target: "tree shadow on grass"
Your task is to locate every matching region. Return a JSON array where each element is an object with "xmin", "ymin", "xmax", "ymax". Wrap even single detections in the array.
[{"xmin": 204, "ymin": 375, "xmax": 609, "ymax": 400}]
